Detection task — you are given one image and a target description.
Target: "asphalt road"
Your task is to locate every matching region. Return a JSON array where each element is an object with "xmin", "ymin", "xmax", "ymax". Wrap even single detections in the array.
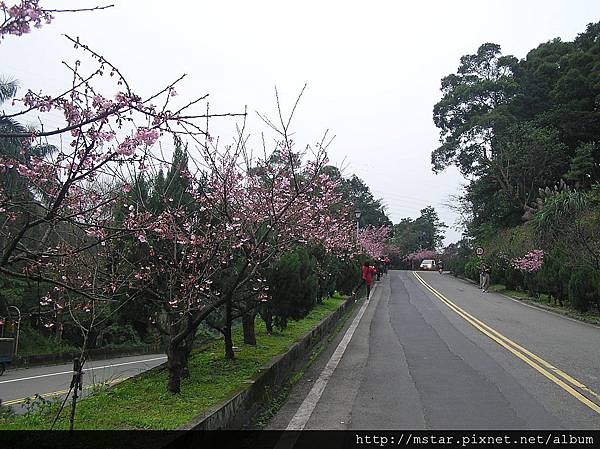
[
  {"xmin": 0, "ymin": 353, "xmax": 166, "ymax": 412},
  {"xmin": 268, "ymin": 270, "xmax": 600, "ymax": 430}
]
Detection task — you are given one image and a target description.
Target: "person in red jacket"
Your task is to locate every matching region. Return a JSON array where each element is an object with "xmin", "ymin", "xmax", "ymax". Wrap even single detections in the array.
[{"xmin": 354, "ymin": 261, "xmax": 377, "ymax": 300}]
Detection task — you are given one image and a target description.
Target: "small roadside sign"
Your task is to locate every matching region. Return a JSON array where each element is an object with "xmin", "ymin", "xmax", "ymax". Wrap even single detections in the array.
[{"xmin": 476, "ymin": 247, "xmax": 484, "ymax": 256}]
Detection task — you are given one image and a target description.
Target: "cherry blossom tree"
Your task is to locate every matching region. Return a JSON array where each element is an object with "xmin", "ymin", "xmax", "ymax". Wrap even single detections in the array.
[
  {"xmin": 357, "ymin": 225, "xmax": 391, "ymax": 259},
  {"xmin": 404, "ymin": 249, "xmax": 439, "ymax": 269},
  {"xmin": 0, "ymin": 2, "xmax": 244, "ymax": 403},
  {"xmin": 117, "ymin": 89, "xmax": 357, "ymax": 392},
  {"xmin": 511, "ymin": 249, "xmax": 544, "ymax": 273},
  {"xmin": 1, "ymin": 1, "xmax": 360, "ymax": 399},
  {"xmin": 1, "ymin": 1, "xmax": 114, "ymax": 41},
  {"xmin": 0, "ymin": 39, "xmax": 240, "ymax": 319}
]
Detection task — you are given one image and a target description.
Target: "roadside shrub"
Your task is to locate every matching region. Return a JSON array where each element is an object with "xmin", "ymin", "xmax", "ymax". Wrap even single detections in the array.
[
  {"xmin": 333, "ymin": 258, "xmax": 360, "ymax": 295},
  {"xmin": 309, "ymin": 246, "xmax": 338, "ymax": 302},
  {"xmin": 0, "ymin": 403, "xmax": 15, "ymax": 420},
  {"xmin": 535, "ymin": 251, "xmax": 566, "ymax": 305},
  {"xmin": 568, "ymin": 266, "xmax": 599, "ymax": 312},
  {"xmin": 21, "ymin": 394, "xmax": 60, "ymax": 426},
  {"xmin": 443, "ymin": 238, "xmax": 473, "ymax": 277},
  {"xmin": 17, "ymin": 322, "xmax": 78, "ymax": 357},
  {"xmin": 267, "ymin": 246, "xmax": 319, "ymax": 330},
  {"xmin": 487, "ymin": 254, "xmax": 508, "ymax": 286},
  {"xmin": 523, "ymin": 273, "xmax": 538, "ymax": 297},
  {"xmin": 95, "ymin": 322, "xmax": 142, "ymax": 348},
  {"xmin": 558, "ymin": 264, "xmax": 572, "ymax": 300},
  {"xmin": 504, "ymin": 266, "xmax": 523, "ymax": 291},
  {"xmin": 464, "ymin": 257, "xmax": 480, "ymax": 282},
  {"xmin": 445, "ymin": 255, "xmax": 466, "ymax": 277}
]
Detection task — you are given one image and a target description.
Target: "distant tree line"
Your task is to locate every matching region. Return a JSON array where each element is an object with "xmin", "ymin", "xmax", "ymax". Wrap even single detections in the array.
[{"xmin": 436, "ymin": 22, "xmax": 600, "ymax": 313}]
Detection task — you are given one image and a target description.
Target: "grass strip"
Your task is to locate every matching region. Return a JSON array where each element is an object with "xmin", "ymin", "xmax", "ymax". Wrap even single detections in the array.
[{"xmin": 0, "ymin": 295, "xmax": 346, "ymax": 430}]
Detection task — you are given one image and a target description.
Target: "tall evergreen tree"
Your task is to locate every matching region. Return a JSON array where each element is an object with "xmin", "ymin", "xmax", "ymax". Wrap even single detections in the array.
[{"xmin": 564, "ymin": 142, "xmax": 599, "ymax": 189}]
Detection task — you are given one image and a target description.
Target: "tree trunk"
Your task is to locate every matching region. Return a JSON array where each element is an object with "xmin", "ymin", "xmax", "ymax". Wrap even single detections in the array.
[
  {"xmin": 224, "ymin": 297, "xmax": 235, "ymax": 359},
  {"xmin": 181, "ymin": 332, "xmax": 195, "ymax": 379},
  {"xmin": 261, "ymin": 306, "xmax": 273, "ymax": 334},
  {"xmin": 166, "ymin": 342, "xmax": 186, "ymax": 394},
  {"xmin": 55, "ymin": 307, "xmax": 64, "ymax": 341},
  {"xmin": 242, "ymin": 310, "xmax": 256, "ymax": 346},
  {"xmin": 223, "ymin": 326, "xmax": 234, "ymax": 359},
  {"xmin": 316, "ymin": 285, "xmax": 324, "ymax": 304}
]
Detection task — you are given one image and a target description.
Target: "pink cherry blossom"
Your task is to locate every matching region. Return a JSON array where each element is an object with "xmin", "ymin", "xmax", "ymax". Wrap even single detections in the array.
[
  {"xmin": 358, "ymin": 226, "xmax": 391, "ymax": 259},
  {"xmin": 511, "ymin": 250, "xmax": 544, "ymax": 273},
  {"xmin": 135, "ymin": 127, "xmax": 159, "ymax": 146},
  {"xmin": 0, "ymin": 1, "xmax": 53, "ymax": 40},
  {"xmin": 405, "ymin": 249, "xmax": 438, "ymax": 263}
]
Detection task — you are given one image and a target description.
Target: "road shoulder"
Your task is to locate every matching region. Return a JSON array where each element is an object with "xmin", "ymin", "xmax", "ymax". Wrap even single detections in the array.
[{"xmin": 265, "ymin": 280, "xmax": 386, "ymax": 430}]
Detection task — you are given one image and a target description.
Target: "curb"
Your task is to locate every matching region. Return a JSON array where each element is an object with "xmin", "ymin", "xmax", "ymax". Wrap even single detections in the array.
[{"xmin": 178, "ymin": 296, "xmax": 355, "ymax": 431}]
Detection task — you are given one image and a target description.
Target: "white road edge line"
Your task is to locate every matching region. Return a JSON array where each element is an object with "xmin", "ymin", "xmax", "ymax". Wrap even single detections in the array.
[
  {"xmin": 0, "ymin": 356, "xmax": 167, "ymax": 384},
  {"xmin": 285, "ymin": 288, "xmax": 374, "ymax": 431}
]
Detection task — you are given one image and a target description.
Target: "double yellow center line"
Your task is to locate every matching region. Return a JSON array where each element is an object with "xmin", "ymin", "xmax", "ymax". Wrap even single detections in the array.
[{"xmin": 413, "ymin": 271, "xmax": 600, "ymax": 415}]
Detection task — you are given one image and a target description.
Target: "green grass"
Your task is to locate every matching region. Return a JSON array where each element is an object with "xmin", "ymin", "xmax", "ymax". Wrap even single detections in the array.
[
  {"xmin": 490, "ymin": 284, "xmax": 600, "ymax": 326},
  {"xmin": 0, "ymin": 295, "xmax": 346, "ymax": 430}
]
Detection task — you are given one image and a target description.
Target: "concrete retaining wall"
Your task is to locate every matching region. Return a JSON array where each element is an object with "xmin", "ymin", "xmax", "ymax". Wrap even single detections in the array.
[{"xmin": 179, "ymin": 297, "xmax": 355, "ymax": 430}]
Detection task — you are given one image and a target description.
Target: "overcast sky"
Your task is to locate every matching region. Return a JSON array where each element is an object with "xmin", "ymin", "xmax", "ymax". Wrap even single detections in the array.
[{"xmin": 3, "ymin": 0, "xmax": 600, "ymax": 244}]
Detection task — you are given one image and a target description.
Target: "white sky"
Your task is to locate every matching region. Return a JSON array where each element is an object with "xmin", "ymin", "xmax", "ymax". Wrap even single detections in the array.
[{"xmin": 2, "ymin": 0, "xmax": 600, "ymax": 244}]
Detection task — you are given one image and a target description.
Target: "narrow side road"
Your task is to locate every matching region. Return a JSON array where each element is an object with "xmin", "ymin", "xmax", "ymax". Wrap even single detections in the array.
[
  {"xmin": 0, "ymin": 353, "xmax": 166, "ymax": 411},
  {"xmin": 268, "ymin": 270, "xmax": 600, "ymax": 429}
]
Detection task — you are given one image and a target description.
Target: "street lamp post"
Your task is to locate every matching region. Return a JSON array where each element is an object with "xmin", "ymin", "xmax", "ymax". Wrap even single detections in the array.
[
  {"xmin": 8, "ymin": 305, "xmax": 21, "ymax": 357},
  {"xmin": 354, "ymin": 209, "xmax": 362, "ymax": 238}
]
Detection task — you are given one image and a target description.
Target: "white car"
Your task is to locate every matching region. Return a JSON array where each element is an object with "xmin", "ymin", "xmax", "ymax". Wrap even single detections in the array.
[{"xmin": 419, "ymin": 259, "xmax": 436, "ymax": 270}]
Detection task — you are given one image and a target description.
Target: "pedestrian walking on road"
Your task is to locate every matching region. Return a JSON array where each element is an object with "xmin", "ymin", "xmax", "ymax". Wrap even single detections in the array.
[
  {"xmin": 479, "ymin": 263, "xmax": 485, "ymax": 289},
  {"xmin": 354, "ymin": 262, "xmax": 377, "ymax": 300},
  {"xmin": 481, "ymin": 264, "xmax": 491, "ymax": 293}
]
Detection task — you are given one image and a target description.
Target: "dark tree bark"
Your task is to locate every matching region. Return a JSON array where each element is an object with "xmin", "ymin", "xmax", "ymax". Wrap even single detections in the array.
[
  {"xmin": 166, "ymin": 341, "xmax": 186, "ymax": 394},
  {"xmin": 260, "ymin": 306, "xmax": 273, "ymax": 334},
  {"xmin": 166, "ymin": 318, "xmax": 189, "ymax": 393},
  {"xmin": 224, "ymin": 297, "xmax": 235, "ymax": 359},
  {"xmin": 242, "ymin": 309, "xmax": 256, "ymax": 345},
  {"xmin": 316, "ymin": 284, "xmax": 324, "ymax": 304},
  {"xmin": 181, "ymin": 332, "xmax": 195, "ymax": 379}
]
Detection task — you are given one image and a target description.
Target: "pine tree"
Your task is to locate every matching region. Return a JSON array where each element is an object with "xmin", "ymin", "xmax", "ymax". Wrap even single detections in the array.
[{"xmin": 564, "ymin": 142, "xmax": 598, "ymax": 189}]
